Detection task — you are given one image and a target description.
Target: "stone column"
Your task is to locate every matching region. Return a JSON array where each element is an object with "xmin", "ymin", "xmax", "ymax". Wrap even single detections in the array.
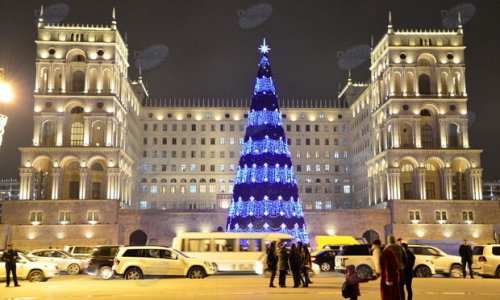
[
  {"xmin": 439, "ymin": 118, "xmax": 447, "ymax": 148},
  {"xmin": 47, "ymin": 63, "xmax": 54, "ymax": 93},
  {"xmin": 51, "ymin": 167, "xmax": 61, "ymax": 200},
  {"xmin": 372, "ymin": 176, "xmax": 379, "ymax": 204},
  {"xmin": 19, "ymin": 167, "xmax": 33, "ymax": 200},
  {"xmin": 107, "ymin": 168, "xmax": 120, "ymax": 199},
  {"xmin": 414, "ymin": 120, "xmax": 422, "ymax": 148},
  {"xmin": 461, "ymin": 119, "xmax": 469, "ymax": 148},
  {"xmin": 61, "ymin": 65, "xmax": 66, "ymax": 93},
  {"xmin": 83, "ymin": 117, "xmax": 91, "ymax": 146},
  {"xmin": 416, "ymin": 167, "xmax": 427, "ymax": 200},
  {"xmin": 392, "ymin": 121, "xmax": 400, "ymax": 148},
  {"xmin": 106, "ymin": 119, "xmax": 113, "ymax": 146},
  {"xmin": 467, "ymin": 168, "xmax": 483, "ymax": 200},
  {"xmin": 380, "ymin": 173, "xmax": 387, "ymax": 202},
  {"xmin": 368, "ymin": 177, "xmax": 373, "ymax": 206},
  {"xmin": 441, "ymin": 168, "xmax": 454, "ymax": 200},
  {"xmin": 387, "ymin": 167, "xmax": 401, "ymax": 200},
  {"xmin": 56, "ymin": 116, "xmax": 64, "ymax": 146},
  {"xmin": 32, "ymin": 116, "xmax": 42, "ymax": 146},
  {"xmin": 79, "ymin": 167, "xmax": 88, "ymax": 200}
]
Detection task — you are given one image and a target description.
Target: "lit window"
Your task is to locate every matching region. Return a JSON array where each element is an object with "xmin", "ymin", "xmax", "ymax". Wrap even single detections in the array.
[
  {"xmin": 140, "ymin": 185, "xmax": 148, "ymax": 193},
  {"xmin": 150, "ymin": 185, "xmax": 158, "ymax": 193},
  {"xmin": 409, "ymin": 210, "xmax": 421, "ymax": 222},
  {"xmin": 435, "ymin": 210, "xmax": 447, "ymax": 223},
  {"xmin": 315, "ymin": 201, "xmax": 322, "ymax": 210},
  {"xmin": 181, "ymin": 164, "xmax": 187, "ymax": 172},
  {"xmin": 58, "ymin": 211, "xmax": 71, "ymax": 223},
  {"xmin": 315, "ymin": 165, "xmax": 321, "ymax": 172},
  {"xmin": 29, "ymin": 211, "xmax": 43, "ymax": 223},
  {"xmin": 87, "ymin": 210, "xmax": 99, "ymax": 223},
  {"xmin": 325, "ymin": 201, "xmax": 332, "ymax": 209},
  {"xmin": 229, "ymin": 164, "xmax": 235, "ymax": 172},
  {"xmin": 170, "ymin": 186, "xmax": 176, "ymax": 193},
  {"xmin": 462, "ymin": 211, "xmax": 474, "ymax": 222},
  {"xmin": 209, "ymin": 185, "xmax": 216, "ymax": 193},
  {"xmin": 334, "ymin": 151, "xmax": 340, "ymax": 158},
  {"xmin": 191, "ymin": 164, "xmax": 196, "ymax": 172},
  {"xmin": 343, "ymin": 185, "xmax": 351, "ymax": 194},
  {"xmin": 229, "ymin": 138, "xmax": 235, "ymax": 145},
  {"xmin": 139, "ymin": 201, "xmax": 147, "ymax": 209},
  {"xmin": 189, "ymin": 185, "xmax": 196, "ymax": 193},
  {"xmin": 325, "ymin": 165, "xmax": 330, "ymax": 172},
  {"xmin": 306, "ymin": 165, "xmax": 311, "ymax": 172},
  {"xmin": 220, "ymin": 185, "xmax": 226, "ymax": 193},
  {"xmin": 220, "ymin": 138, "xmax": 225, "ymax": 145},
  {"xmin": 220, "ymin": 164, "xmax": 225, "ymax": 172},
  {"xmin": 200, "ymin": 185, "xmax": 206, "ymax": 193},
  {"xmin": 70, "ymin": 122, "xmax": 84, "ymax": 146}
]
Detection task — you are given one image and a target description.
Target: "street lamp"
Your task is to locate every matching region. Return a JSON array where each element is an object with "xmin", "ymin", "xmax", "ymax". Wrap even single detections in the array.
[{"xmin": 0, "ymin": 68, "xmax": 14, "ymax": 147}]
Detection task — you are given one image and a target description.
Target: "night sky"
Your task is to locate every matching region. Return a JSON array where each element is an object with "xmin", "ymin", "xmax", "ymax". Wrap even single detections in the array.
[{"xmin": 0, "ymin": 0, "xmax": 499, "ymax": 180}]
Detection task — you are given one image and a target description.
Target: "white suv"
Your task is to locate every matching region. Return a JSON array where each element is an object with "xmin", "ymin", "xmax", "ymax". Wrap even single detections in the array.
[
  {"xmin": 0, "ymin": 251, "xmax": 59, "ymax": 282},
  {"xmin": 472, "ymin": 244, "xmax": 500, "ymax": 278},
  {"xmin": 335, "ymin": 244, "xmax": 436, "ymax": 278},
  {"xmin": 408, "ymin": 245, "xmax": 463, "ymax": 278},
  {"xmin": 113, "ymin": 246, "xmax": 216, "ymax": 279}
]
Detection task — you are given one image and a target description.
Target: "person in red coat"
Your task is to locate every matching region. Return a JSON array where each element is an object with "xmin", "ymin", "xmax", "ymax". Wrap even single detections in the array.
[{"xmin": 380, "ymin": 236, "xmax": 401, "ymax": 300}]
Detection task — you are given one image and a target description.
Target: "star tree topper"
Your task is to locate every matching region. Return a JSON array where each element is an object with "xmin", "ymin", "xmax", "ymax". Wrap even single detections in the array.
[{"xmin": 259, "ymin": 38, "xmax": 271, "ymax": 54}]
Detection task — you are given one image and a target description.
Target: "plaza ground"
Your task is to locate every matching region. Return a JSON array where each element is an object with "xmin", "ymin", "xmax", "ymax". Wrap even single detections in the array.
[{"xmin": 2, "ymin": 272, "xmax": 500, "ymax": 300}]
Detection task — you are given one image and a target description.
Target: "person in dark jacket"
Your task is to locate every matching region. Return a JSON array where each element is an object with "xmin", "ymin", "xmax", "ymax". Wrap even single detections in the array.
[
  {"xmin": 458, "ymin": 239, "xmax": 474, "ymax": 278},
  {"xmin": 1, "ymin": 243, "xmax": 20, "ymax": 287},
  {"xmin": 301, "ymin": 245, "xmax": 312, "ymax": 287},
  {"xmin": 345, "ymin": 264, "xmax": 371, "ymax": 300},
  {"xmin": 266, "ymin": 241, "xmax": 278, "ymax": 287},
  {"xmin": 401, "ymin": 243, "xmax": 415, "ymax": 300},
  {"xmin": 288, "ymin": 244, "xmax": 302, "ymax": 288},
  {"xmin": 277, "ymin": 242, "xmax": 288, "ymax": 288}
]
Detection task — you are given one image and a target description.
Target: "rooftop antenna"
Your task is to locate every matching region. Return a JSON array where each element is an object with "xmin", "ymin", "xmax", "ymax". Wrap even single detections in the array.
[{"xmin": 387, "ymin": 11, "xmax": 394, "ymax": 34}]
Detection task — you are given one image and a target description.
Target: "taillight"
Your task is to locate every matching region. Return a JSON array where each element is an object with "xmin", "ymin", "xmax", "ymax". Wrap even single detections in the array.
[
  {"xmin": 478, "ymin": 256, "xmax": 487, "ymax": 262},
  {"xmin": 113, "ymin": 258, "xmax": 120, "ymax": 265}
]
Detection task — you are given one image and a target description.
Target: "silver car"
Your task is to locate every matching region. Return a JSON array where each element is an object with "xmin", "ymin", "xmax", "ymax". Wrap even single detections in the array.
[
  {"xmin": 27, "ymin": 249, "xmax": 86, "ymax": 275},
  {"xmin": 0, "ymin": 251, "xmax": 59, "ymax": 282}
]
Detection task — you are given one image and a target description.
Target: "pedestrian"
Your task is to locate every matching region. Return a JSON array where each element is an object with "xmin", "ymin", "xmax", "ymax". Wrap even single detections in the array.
[
  {"xmin": 458, "ymin": 239, "xmax": 474, "ymax": 279},
  {"xmin": 380, "ymin": 236, "xmax": 400, "ymax": 300},
  {"xmin": 344, "ymin": 264, "xmax": 371, "ymax": 300},
  {"xmin": 386, "ymin": 236, "xmax": 406, "ymax": 300},
  {"xmin": 401, "ymin": 243, "xmax": 415, "ymax": 300},
  {"xmin": 301, "ymin": 245, "xmax": 312, "ymax": 287},
  {"xmin": 266, "ymin": 241, "xmax": 278, "ymax": 287},
  {"xmin": 288, "ymin": 243, "xmax": 302, "ymax": 288},
  {"xmin": 371, "ymin": 239, "xmax": 383, "ymax": 278},
  {"xmin": 277, "ymin": 242, "xmax": 288, "ymax": 288},
  {"xmin": 1, "ymin": 243, "xmax": 20, "ymax": 287}
]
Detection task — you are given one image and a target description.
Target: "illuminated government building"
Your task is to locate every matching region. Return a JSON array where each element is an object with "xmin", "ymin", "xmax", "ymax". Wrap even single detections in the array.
[{"xmin": 1, "ymin": 10, "xmax": 498, "ymax": 248}]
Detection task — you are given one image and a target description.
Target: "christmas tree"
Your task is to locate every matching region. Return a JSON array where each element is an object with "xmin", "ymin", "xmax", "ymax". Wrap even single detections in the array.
[{"xmin": 226, "ymin": 39, "xmax": 309, "ymax": 243}]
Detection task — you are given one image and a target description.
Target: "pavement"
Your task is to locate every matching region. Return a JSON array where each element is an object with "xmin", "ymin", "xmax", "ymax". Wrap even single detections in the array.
[{"xmin": 1, "ymin": 273, "xmax": 499, "ymax": 300}]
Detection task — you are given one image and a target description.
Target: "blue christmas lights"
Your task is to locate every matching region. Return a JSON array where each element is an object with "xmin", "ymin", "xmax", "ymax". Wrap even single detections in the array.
[
  {"xmin": 235, "ymin": 164, "xmax": 295, "ymax": 184},
  {"xmin": 240, "ymin": 137, "xmax": 290, "ymax": 156},
  {"xmin": 254, "ymin": 76, "xmax": 276, "ymax": 94},
  {"xmin": 226, "ymin": 40, "xmax": 309, "ymax": 244},
  {"xmin": 246, "ymin": 110, "xmax": 282, "ymax": 126}
]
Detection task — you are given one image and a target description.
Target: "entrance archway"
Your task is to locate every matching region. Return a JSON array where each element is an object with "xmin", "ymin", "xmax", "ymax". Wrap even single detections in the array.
[
  {"xmin": 362, "ymin": 229, "xmax": 380, "ymax": 244},
  {"xmin": 129, "ymin": 230, "xmax": 148, "ymax": 246}
]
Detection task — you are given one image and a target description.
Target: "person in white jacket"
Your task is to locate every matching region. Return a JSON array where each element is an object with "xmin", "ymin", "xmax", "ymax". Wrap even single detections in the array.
[{"xmin": 371, "ymin": 239, "xmax": 382, "ymax": 278}]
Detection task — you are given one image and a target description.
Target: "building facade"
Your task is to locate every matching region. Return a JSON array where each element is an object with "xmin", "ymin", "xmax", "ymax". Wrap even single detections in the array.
[{"xmin": 3, "ymin": 11, "xmax": 498, "ymax": 248}]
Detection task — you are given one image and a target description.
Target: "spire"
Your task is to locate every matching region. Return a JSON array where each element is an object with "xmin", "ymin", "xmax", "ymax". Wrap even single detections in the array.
[
  {"xmin": 138, "ymin": 66, "xmax": 143, "ymax": 82},
  {"xmin": 348, "ymin": 69, "xmax": 352, "ymax": 84},
  {"xmin": 457, "ymin": 12, "xmax": 463, "ymax": 34},
  {"xmin": 387, "ymin": 11, "xmax": 394, "ymax": 34},
  {"xmin": 370, "ymin": 35, "xmax": 374, "ymax": 51},
  {"xmin": 37, "ymin": 5, "xmax": 45, "ymax": 28},
  {"xmin": 111, "ymin": 7, "xmax": 117, "ymax": 29}
]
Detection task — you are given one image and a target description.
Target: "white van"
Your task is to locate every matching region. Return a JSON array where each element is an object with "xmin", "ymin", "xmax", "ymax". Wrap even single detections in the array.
[{"xmin": 172, "ymin": 232, "xmax": 319, "ymax": 276}]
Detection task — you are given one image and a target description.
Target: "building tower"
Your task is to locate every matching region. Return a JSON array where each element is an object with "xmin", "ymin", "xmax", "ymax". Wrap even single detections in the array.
[
  {"xmin": 226, "ymin": 40, "xmax": 309, "ymax": 242},
  {"xmin": 353, "ymin": 13, "xmax": 483, "ymax": 205},
  {"xmin": 18, "ymin": 7, "xmax": 146, "ymax": 206}
]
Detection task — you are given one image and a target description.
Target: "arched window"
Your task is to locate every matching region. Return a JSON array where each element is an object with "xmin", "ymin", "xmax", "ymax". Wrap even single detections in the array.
[
  {"xmin": 72, "ymin": 70, "xmax": 85, "ymax": 92},
  {"xmin": 440, "ymin": 73, "xmax": 448, "ymax": 95},
  {"xmin": 103, "ymin": 69, "xmax": 111, "ymax": 93},
  {"xmin": 141, "ymin": 178, "xmax": 147, "ymax": 183},
  {"xmin": 91, "ymin": 162, "xmax": 104, "ymax": 171},
  {"xmin": 400, "ymin": 124, "xmax": 413, "ymax": 148},
  {"xmin": 151, "ymin": 178, "xmax": 157, "ymax": 183},
  {"xmin": 400, "ymin": 163, "xmax": 415, "ymax": 200},
  {"xmin": 209, "ymin": 178, "xmax": 216, "ymax": 183},
  {"xmin": 190, "ymin": 178, "xmax": 196, "ymax": 183},
  {"xmin": 180, "ymin": 178, "xmax": 187, "ymax": 183},
  {"xmin": 70, "ymin": 106, "xmax": 84, "ymax": 114},
  {"xmin": 91, "ymin": 121, "xmax": 105, "ymax": 146},
  {"xmin": 160, "ymin": 178, "xmax": 167, "ymax": 183},
  {"xmin": 70, "ymin": 122, "xmax": 84, "ymax": 146},
  {"xmin": 89, "ymin": 69, "xmax": 98, "ymax": 92},
  {"xmin": 200, "ymin": 178, "xmax": 207, "ymax": 183},
  {"xmin": 418, "ymin": 74, "xmax": 431, "ymax": 95},
  {"xmin": 394, "ymin": 73, "xmax": 402, "ymax": 95},
  {"xmin": 453, "ymin": 73, "xmax": 461, "ymax": 95},
  {"xmin": 170, "ymin": 179, "xmax": 177, "ymax": 183},
  {"xmin": 406, "ymin": 72, "xmax": 414, "ymax": 95},
  {"xmin": 448, "ymin": 123, "xmax": 460, "ymax": 148},
  {"xmin": 420, "ymin": 109, "xmax": 432, "ymax": 117},
  {"xmin": 41, "ymin": 121, "xmax": 56, "ymax": 146},
  {"xmin": 40, "ymin": 68, "xmax": 49, "ymax": 93},
  {"xmin": 315, "ymin": 178, "xmax": 321, "ymax": 183},
  {"xmin": 54, "ymin": 68, "xmax": 63, "ymax": 92},
  {"xmin": 421, "ymin": 124, "xmax": 434, "ymax": 148}
]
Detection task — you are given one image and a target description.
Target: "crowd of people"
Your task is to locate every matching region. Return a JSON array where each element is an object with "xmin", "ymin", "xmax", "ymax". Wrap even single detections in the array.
[{"xmin": 266, "ymin": 241, "xmax": 313, "ymax": 288}]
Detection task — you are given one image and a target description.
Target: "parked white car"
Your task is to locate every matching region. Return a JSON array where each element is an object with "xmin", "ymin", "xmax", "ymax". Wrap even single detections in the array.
[
  {"xmin": 472, "ymin": 244, "xmax": 500, "ymax": 278},
  {"xmin": 112, "ymin": 246, "xmax": 216, "ymax": 279},
  {"xmin": 0, "ymin": 251, "xmax": 59, "ymax": 282},
  {"xmin": 408, "ymin": 245, "xmax": 463, "ymax": 278},
  {"xmin": 335, "ymin": 244, "xmax": 437, "ymax": 278},
  {"xmin": 63, "ymin": 246, "xmax": 95, "ymax": 258},
  {"xmin": 27, "ymin": 249, "xmax": 87, "ymax": 275}
]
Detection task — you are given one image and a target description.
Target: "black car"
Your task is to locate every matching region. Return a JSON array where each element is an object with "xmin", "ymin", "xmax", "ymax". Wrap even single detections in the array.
[
  {"xmin": 312, "ymin": 249, "xmax": 340, "ymax": 272},
  {"xmin": 85, "ymin": 245, "xmax": 122, "ymax": 279}
]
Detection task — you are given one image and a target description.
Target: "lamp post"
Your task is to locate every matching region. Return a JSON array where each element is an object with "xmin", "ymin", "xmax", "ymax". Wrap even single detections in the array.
[{"xmin": 0, "ymin": 68, "xmax": 14, "ymax": 147}]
